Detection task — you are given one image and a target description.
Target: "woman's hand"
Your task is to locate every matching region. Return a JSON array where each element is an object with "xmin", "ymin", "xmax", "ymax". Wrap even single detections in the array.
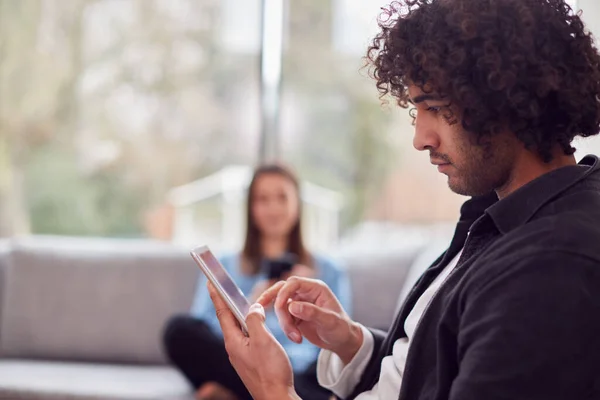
[
  {"xmin": 207, "ymin": 283, "xmax": 301, "ymax": 400},
  {"xmin": 283, "ymin": 264, "xmax": 315, "ymax": 280},
  {"xmin": 258, "ymin": 277, "xmax": 364, "ymax": 365}
]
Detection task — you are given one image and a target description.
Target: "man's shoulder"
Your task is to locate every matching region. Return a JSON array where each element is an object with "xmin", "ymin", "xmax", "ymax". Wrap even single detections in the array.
[
  {"xmin": 463, "ymin": 217, "xmax": 600, "ymax": 301},
  {"xmin": 468, "ymin": 193, "xmax": 600, "ymax": 285},
  {"xmin": 490, "ymin": 215, "xmax": 600, "ymax": 263},
  {"xmin": 494, "ymin": 185, "xmax": 600, "ymax": 258}
]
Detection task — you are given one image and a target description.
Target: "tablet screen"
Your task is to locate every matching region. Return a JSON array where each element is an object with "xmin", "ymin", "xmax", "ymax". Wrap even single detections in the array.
[{"xmin": 195, "ymin": 248, "xmax": 251, "ymax": 318}]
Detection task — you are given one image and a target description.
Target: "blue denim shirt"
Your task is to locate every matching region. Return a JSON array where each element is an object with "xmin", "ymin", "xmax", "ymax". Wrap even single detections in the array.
[{"xmin": 190, "ymin": 253, "xmax": 352, "ymax": 373}]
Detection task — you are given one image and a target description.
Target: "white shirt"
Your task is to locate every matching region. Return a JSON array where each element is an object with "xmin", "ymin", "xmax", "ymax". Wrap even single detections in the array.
[{"xmin": 317, "ymin": 251, "xmax": 463, "ymax": 399}]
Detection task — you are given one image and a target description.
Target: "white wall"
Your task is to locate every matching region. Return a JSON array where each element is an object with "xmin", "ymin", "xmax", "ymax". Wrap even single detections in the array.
[
  {"xmin": 571, "ymin": 0, "xmax": 600, "ymax": 159},
  {"xmin": 579, "ymin": 0, "xmax": 600, "ymax": 38}
]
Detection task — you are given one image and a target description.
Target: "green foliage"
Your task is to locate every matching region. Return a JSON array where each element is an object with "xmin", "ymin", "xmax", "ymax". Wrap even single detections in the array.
[
  {"xmin": 1, "ymin": 0, "xmax": 401, "ymax": 238},
  {"xmin": 25, "ymin": 144, "xmax": 144, "ymax": 237}
]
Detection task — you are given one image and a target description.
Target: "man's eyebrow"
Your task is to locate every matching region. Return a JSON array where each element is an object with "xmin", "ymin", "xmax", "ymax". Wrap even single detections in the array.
[{"xmin": 409, "ymin": 94, "xmax": 444, "ymax": 104}]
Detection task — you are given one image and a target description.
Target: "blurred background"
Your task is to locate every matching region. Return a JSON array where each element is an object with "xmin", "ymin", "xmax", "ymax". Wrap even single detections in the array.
[
  {"xmin": 0, "ymin": 0, "xmax": 595, "ymax": 253},
  {"xmin": 0, "ymin": 0, "xmax": 470, "ymax": 254},
  {"xmin": 1, "ymin": 0, "xmax": 600, "ymax": 399}
]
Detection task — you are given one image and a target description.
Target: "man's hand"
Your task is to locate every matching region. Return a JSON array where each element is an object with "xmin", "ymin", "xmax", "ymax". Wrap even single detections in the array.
[
  {"xmin": 249, "ymin": 279, "xmax": 277, "ymax": 304},
  {"xmin": 207, "ymin": 283, "xmax": 300, "ymax": 400},
  {"xmin": 257, "ymin": 277, "xmax": 364, "ymax": 365}
]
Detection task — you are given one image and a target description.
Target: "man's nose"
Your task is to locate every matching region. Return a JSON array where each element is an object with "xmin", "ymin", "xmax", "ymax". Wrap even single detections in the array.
[{"xmin": 413, "ymin": 115, "xmax": 440, "ymax": 151}]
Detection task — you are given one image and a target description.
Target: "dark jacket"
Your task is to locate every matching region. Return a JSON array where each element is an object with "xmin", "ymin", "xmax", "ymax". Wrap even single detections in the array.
[{"xmin": 350, "ymin": 155, "xmax": 600, "ymax": 400}]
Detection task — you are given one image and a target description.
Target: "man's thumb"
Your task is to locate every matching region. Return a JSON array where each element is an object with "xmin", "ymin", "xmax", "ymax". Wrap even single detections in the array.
[
  {"xmin": 288, "ymin": 301, "xmax": 337, "ymax": 328},
  {"xmin": 246, "ymin": 303, "xmax": 268, "ymax": 338}
]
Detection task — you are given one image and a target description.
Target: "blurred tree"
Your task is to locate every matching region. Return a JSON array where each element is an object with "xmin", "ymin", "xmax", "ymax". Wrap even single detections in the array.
[
  {"xmin": 1, "ymin": 0, "xmax": 258, "ymax": 237},
  {"xmin": 1, "ymin": 0, "xmax": 396, "ymax": 238},
  {"xmin": 0, "ymin": 0, "xmax": 56, "ymax": 236},
  {"xmin": 25, "ymin": 143, "xmax": 143, "ymax": 236}
]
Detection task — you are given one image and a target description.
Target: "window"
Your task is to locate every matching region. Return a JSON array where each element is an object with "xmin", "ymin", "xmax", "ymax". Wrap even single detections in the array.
[
  {"xmin": 0, "ymin": 0, "xmax": 260, "ymax": 237},
  {"xmin": 281, "ymin": 0, "xmax": 464, "ymax": 251},
  {"xmin": 1, "ymin": 0, "xmax": 598, "ymax": 252}
]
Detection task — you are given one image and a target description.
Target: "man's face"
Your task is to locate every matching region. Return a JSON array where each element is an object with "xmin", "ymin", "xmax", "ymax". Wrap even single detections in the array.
[{"xmin": 408, "ymin": 85, "xmax": 516, "ymax": 196}]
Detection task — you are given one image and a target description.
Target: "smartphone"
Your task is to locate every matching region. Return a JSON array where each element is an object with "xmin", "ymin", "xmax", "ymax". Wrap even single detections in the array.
[
  {"xmin": 190, "ymin": 245, "xmax": 250, "ymax": 334},
  {"xmin": 262, "ymin": 253, "xmax": 297, "ymax": 281}
]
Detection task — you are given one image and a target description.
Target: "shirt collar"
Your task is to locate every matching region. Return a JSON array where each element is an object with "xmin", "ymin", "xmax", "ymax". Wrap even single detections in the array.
[{"xmin": 484, "ymin": 154, "xmax": 600, "ymax": 235}]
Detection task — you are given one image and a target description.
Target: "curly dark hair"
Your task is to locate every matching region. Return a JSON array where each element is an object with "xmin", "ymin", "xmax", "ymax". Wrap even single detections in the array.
[{"xmin": 366, "ymin": 0, "xmax": 600, "ymax": 162}]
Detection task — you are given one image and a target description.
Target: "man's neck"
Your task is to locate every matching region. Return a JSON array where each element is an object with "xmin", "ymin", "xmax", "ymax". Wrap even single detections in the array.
[{"xmin": 496, "ymin": 149, "xmax": 577, "ymax": 199}]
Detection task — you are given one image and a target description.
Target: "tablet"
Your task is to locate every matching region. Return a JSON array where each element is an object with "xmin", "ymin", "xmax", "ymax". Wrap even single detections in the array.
[{"xmin": 190, "ymin": 245, "xmax": 251, "ymax": 334}]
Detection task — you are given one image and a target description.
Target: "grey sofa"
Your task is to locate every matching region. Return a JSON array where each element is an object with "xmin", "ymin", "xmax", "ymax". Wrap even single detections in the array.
[{"xmin": 0, "ymin": 234, "xmax": 449, "ymax": 399}]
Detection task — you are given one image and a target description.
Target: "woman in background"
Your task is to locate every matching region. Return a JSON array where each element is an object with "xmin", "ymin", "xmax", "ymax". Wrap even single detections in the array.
[{"xmin": 163, "ymin": 164, "xmax": 351, "ymax": 400}]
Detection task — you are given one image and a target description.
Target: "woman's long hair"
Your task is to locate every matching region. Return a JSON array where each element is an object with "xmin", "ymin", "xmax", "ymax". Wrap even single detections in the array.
[{"xmin": 241, "ymin": 164, "xmax": 312, "ymax": 274}]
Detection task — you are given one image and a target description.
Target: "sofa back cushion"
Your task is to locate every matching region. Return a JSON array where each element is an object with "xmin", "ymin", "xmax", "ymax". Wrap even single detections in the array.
[
  {"xmin": 0, "ymin": 237, "xmax": 197, "ymax": 365},
  {"xmin": 394, "ymin": 238, "xmax": 451, "ymax": 314},
  {"xmin": 0, "ymin": 240, "xmax": 11, "ymax": 342},
  {"xmin": 341, "ymin": 244, "xmax": 424, "ymax": 330}
]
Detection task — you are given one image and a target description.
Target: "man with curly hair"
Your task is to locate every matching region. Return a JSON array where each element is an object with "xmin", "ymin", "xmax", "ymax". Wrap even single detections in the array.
[{"xmin": 206, "ymin": 1, "xmax": 600, "ymax": 399}]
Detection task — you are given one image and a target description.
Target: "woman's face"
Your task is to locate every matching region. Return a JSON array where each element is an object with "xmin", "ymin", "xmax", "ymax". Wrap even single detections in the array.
[{"xmin": 251, "ymin": 173, "xmax": 300, "ymax": 239}]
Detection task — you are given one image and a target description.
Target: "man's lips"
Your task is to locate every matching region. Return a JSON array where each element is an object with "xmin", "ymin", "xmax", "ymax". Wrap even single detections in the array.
[{"xmin": 431, "ymin": 160, "xmax": 452, "ymax": 172}]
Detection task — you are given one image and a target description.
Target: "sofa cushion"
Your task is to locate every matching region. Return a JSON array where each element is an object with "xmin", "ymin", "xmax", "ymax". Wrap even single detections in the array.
[
  {"xmin": 342, "ymin": 244, "xmax": 424, "ymax": 330},
  {"xmin": 0, "ymin": 236, "xmax": 198, "ymax": 364},
  {"xmin": 0, "ymin": 239, "xmax": 11, "ymax": 341},
  {"xmin": 0, "ymin": 360, "xmax": 192, "ymax": 400},
  {"xmin": 395, "ymin": 238, "xmax": 452, "ymax": 313}
]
